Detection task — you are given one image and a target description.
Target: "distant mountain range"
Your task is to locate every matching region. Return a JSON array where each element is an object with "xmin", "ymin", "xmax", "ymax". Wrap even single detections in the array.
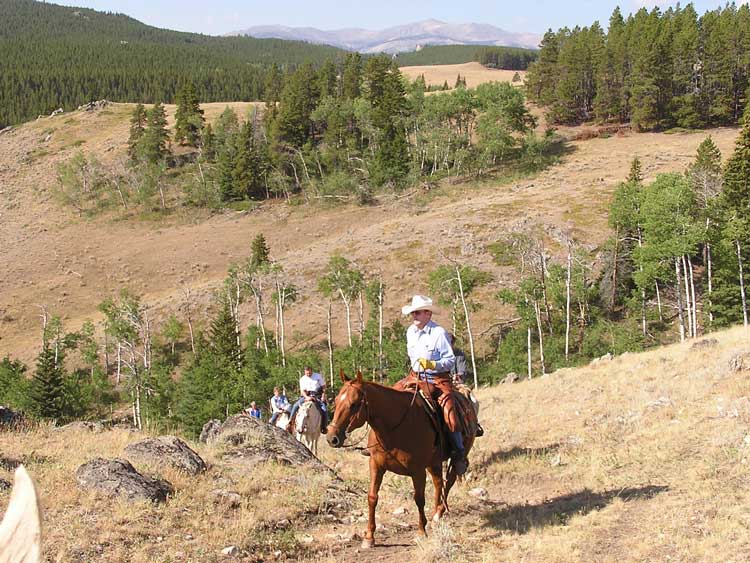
[{"xmin": 229, "ymin": 19, "xmax": 540, "ymax": 54}]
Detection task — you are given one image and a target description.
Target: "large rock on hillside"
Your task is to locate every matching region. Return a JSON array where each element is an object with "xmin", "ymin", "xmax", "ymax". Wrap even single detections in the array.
[
  {"xmin": 0, "ymin": 406, "xmax": 26, "ymax": 429},
  {"xmin": 76, "ymin": 458, "xmax": 173, "ymax": 503},
  {"xmin": 207, "ymin": 414, "xmax": 329, "ymax": 471},
  {"xmin": 124, "ymin": 435, "xmax": 207, "ymax": 475}
]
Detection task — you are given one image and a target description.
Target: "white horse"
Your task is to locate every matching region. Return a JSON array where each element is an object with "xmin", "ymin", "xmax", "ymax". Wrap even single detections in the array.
[
  {"xmin": 0, "ymin": 465, "xmax": 41, "ymax": 563},
  {"xmin": 294, "ymin": 400, "xmax": 322, "ymax": 456},
  {"xmin": 274, "ymin": 410, "xmax": 291, "ymax": 431}
]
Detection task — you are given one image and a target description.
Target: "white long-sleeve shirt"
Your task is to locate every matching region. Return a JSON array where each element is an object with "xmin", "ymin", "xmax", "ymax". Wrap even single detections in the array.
[{"xmin": 406, "ymin": 320, "xmax": 455, "ymax": 379}]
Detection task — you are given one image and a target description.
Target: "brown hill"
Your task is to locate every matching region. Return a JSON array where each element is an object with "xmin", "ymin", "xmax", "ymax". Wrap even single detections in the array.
[{"xmin": 0, "ymin": 98, "xmax": 740, "ymax": 364}]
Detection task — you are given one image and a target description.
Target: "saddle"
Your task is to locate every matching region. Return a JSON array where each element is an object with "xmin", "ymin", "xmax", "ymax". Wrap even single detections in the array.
[{"xmin": 400, "ymin": 379, "xmax": 477, "ymax": 461}]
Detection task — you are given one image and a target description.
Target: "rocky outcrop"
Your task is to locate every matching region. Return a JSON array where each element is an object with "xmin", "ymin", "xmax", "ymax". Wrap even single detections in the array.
[
  {"xmin": 199, "ymin": 419, "xmax": 222, "ymax": 444},
  {"xmin": 54, "ymin": 421, "xmax": 104, "ymax": 433},
  {"xmin": 0, "ymin": 406, "xmax": 26, "ymax": 429},
  {"xmin": 75, "ymin": 458, "xmax": 173, "ymax": 503},
  {"xmin": 124, "ymin": 435, "xmax": 207, "ymax": 475},
  {"xmin": 208, "ymin": 414, "xmax": 329, "ymax": 471}
]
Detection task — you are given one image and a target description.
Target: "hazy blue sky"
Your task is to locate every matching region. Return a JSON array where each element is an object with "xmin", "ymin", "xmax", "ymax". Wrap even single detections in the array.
[{"xmin": 49, "ymin": 0, "xmax": 747, "ymax": 35}]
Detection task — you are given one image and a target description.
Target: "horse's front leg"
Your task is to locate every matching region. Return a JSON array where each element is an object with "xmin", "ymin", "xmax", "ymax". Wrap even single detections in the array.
[
  {"xmin": 411, "ymin": 470, "xmax": 428, "ymax": 538},
  {"xmin": 363, "ymin": 463, "xmax": 385, "ymax": 549},
  {"xmin": 427, "ymin": 465, "xmax": 445, "ymax": 521}
]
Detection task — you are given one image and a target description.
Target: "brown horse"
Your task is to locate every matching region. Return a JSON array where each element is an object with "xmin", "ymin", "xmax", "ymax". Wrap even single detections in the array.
[{"xmin": 326, "ymin": 371, "xmax": 474, "ymax": 548}]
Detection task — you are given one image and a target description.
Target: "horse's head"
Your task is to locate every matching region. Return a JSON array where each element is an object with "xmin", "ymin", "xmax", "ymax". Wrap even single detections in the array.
[{"xmin": 327, "ymin": 370, "xmax": 367, "ymax": 448}]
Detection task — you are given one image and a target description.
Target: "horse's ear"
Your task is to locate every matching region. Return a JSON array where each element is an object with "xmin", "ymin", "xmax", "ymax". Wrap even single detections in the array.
[
  {"xmin": 339, "ymin": 369, "xmax": 349, "ymax": 383},
  {"xmin": 355, "ymin": 371, "xmax": 363, "ymax": 383}
]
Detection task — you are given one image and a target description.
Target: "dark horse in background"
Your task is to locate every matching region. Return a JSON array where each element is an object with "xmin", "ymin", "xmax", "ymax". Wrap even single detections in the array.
[{"xmin": 327, "ymin": 371, "xmax": 476, "ymax": 548}]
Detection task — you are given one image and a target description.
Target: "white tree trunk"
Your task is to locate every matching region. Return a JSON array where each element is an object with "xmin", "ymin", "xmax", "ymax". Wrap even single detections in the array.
[
  {"xmin": 737, "ymin": 239, "xmax": 748, "ymax": 327},
  {"xmin": 655, "ymin": 281, "xmax": 663, "ymax": 322},
  {"xmin": 534, "ymin": 299, "xmax": 546, "ymax": 376},
  {"xmin": 377, "ymin": 279, "xmax": 384, "ymax": 381},
  {"xmin": 527, "ymin": 326, "xmax": 532, "ymax": 380},
  {"xmin": 674, "ymin": 258, "xmax": 686, "ymax": 342},
  {"xmin": 707, "ymin": 240, "xmax": 714, "ymax": 324},
  {"xmin": 358, "ymin": 291, "xmax": 365, "ymax": 341},
  {"xmin": 565, "ymin": 242, "xmax": 572, "ymax": 361},
  {"xmin": 687, "ymin": 257, "xmax": 698, "ymax": 337},
  {"xmin": 339, "ymin": 289, "xmax": 352, "ymax": 347},
  {"xmin": 327, "ymin": 301, "xmax": 334, "ymax": 386},
  {"xmin": 681, "ymin": 255, "xmax": 693, "ymax": 339},
  {"xmin": 455, "ymin": 265, "xmax": 478, "ymax": 389}
]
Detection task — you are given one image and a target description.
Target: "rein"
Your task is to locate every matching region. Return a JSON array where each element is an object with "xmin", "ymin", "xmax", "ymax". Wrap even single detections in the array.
[{"xmin": 337, "ymin": 381, "xmax": 419, "ymax": 454}]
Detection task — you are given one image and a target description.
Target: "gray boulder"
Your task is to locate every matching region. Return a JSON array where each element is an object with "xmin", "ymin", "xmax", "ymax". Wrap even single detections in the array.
[
  {"xmin": 199, "ymin": 419, "xmax": 222, "ymax": 443},
  {"xmin": 124, "ymin": 435, "xmax": 206, "ymax": 475},
  {"xmin": 0, "ymin": 406, "xmax": 26, "ymax": 429},
  {"xmin": 76, "ymin": 458, "xmax": 173, "ymax": 503},
  {"xmin": 209, "ymin": 414, "xmax": 328, "ymax": 471},
  {"xmin": 55, "ymin": 421, "xmax": 104, "ymax": 433}
]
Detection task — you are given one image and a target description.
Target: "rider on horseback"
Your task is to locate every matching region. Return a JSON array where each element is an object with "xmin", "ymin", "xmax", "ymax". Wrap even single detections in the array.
[
  {"xmin": 400, "ymin": 295, "xmax": 468, "ymax": 475},
  {"xmin": 288, "ymin": 366, "xmax": 328, "ymax": 434},
  {"xmin": 269, "ymin": 387, "xmax": 290, "ymax": 425}
]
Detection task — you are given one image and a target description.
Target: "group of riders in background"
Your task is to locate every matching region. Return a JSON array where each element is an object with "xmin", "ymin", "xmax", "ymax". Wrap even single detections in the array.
[{"xmin": 243, "ymin": 295, "xmax": 481, "ymax": 475}]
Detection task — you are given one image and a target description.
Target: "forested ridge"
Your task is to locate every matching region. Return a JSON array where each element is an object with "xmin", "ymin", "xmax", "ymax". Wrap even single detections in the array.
[
  {"xmin": 525, "ymin": 3, "xmax": 750, "ymax": 130},
  {"xmin": 0, "ymin": 0, "xmax": 344, "ymax": 127},
  {"xmin": 395, "ymin": 45, "xmax": 537, "ymax": 69}
]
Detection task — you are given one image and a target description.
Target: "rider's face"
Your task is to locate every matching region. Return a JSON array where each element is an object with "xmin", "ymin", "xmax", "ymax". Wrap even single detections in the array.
[{"xmin": 411, "ymin": 309, "xmax": 431, "ymax": 329}]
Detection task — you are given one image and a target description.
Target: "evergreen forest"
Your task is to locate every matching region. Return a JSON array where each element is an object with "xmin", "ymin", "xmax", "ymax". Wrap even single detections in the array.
[
  {"xmin": 394, "ymin": 45, "xmax": 537, "ymax": 69},
  {"xmin": 0, "ymin": 0, "xmax": 344, "ymax": 127},
  {"xmin": 525, "ymin": 3, "xmax": 750, "ymax": 130}
]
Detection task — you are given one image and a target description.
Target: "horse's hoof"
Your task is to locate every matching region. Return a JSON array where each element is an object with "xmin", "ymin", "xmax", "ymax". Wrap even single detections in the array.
[
  {"xmin": 432, "ymin": 512, "xmax": 442, "ymax": 523},
  {"xmin": 361, "ymin": 538, "xmax": 375, "ymax": 549}
]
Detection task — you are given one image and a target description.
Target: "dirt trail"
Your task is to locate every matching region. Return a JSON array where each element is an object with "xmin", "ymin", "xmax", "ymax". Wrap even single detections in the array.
[{"xmin": 0, "ymin": 102, "xmax": 740, "ymax": 363}]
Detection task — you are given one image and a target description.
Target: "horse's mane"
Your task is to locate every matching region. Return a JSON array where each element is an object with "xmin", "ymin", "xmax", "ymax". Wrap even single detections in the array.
[{"xmin": 0, "ymin": 465, "xmax": 41, "ymax": 563}]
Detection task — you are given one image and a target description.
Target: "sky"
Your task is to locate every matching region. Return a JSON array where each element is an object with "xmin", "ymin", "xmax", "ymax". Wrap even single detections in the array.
[{"xmin": 48, "ymin": 0, "xmax": 747, "ymax": 35}]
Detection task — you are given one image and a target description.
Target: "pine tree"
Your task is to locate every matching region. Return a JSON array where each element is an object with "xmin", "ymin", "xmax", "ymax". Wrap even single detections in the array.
[
  {"xmin": 208, "ymin": 299, "xmax": 242, "ymax": 369},
  {"xmin": 30, "ymin": 339, "xmax": 65, "ymax": 420},
  {"xmin": 139, "ymin": 102, "xmax": 170, "ymax": 164},
  {"xmin": 525, "ymin": 29, "xmax": 560, "ymax": 105},
  {"xmin": 363, "ymin": 56, "xmax": 410, "ymax": 185},
  {"xmin": 174, "ymin": 82, "xmax": 204, "ymax": 147},
  {"xmin": 250, "ymin": 233, "xmax": 271, "ymax": 269},
  {"xmin": 342, "ymin": 52, "xmax": 362, "ymax": 100},
  {"xmin": 127, "ymin": 103, "xmax": 147, "ymax": 162}
]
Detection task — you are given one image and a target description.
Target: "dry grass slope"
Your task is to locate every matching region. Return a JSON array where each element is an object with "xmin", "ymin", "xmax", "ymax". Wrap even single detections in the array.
[
  {"xmin": 0, "ymin": 93, "xmax": 740, "ymax": 364},
  {"xmin": 2, "ymin": 325, "xmax": 749, "ymax": 561}
]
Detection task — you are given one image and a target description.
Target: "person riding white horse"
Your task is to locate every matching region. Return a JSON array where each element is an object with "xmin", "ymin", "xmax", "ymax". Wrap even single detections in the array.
[
  {"xmin": 287, "ymin": 366, "xmax": 328, "ymax": 434},
  {"xmin": 294, "ymin": 400, "xmax": 322, "ymax": 455},
  {"xmin": 269, "ymin": 386, "xmax": 290, "ymax": 426}
]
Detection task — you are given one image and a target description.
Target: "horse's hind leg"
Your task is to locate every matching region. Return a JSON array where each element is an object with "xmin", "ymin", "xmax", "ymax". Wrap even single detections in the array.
[
  {"xmin": 411, "ymin": 470, "xmax": 428, "ymax": 538},
  {"xmin": 363, "ymin": 464, "xmax": 385, "ymax": 549},
  {"xmin": 427, "ymin": 465, "xmax": 445, "ymax": 522}
]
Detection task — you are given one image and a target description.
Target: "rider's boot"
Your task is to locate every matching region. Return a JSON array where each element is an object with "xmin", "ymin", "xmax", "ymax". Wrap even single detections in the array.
[
  {"xmin": 476, "ymin": 423, "xmax": 485, "ymax": 437},
  {"xmin": 449, "ymin": 431, "xmax": 468, "ymax": 475}
]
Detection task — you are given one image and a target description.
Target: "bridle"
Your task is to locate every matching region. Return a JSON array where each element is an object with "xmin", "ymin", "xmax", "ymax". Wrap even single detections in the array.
[{"xmin": 332, "ymin": 380, "xmax": 419, "ymax": 450}]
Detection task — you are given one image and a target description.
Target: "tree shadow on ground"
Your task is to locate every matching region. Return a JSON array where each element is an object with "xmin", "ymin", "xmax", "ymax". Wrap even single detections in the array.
[
  {"xmin": 482, "ymin": 485, "xmax": 668, "ymax": 535},
  {"xmin": 473, "ymin": 444, "xmax": 561, "ymax": 472}
]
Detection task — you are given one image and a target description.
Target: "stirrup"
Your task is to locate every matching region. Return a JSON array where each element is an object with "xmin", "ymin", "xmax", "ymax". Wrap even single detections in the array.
[{"xmin": 476, "ymin": 423, "xmax": 485, "ymax": 437}]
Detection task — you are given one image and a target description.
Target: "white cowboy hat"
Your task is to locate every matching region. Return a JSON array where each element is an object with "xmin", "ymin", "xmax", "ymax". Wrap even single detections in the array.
[{"xmin": 401, "ymin": 295, "xmax": 435, "ymax": 315}]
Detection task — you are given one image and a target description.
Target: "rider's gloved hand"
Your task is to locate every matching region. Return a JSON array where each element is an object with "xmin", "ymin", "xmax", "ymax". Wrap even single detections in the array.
[{"xmin": 418, "ymin": 358, "xmax": 436, "ymax": 371}]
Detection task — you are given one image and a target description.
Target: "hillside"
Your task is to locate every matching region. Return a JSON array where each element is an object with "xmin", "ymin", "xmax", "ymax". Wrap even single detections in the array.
[
  {"xmin": 3, "ymin": 324, "xmax": 750, "ymax": 561},
  {"xmin": 0, "ymin": 0, "xmax": 345, "ymax": 127},
  {"xmin": 0, "ymin": 91, "xmax": 740, "ymax": 366}
]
